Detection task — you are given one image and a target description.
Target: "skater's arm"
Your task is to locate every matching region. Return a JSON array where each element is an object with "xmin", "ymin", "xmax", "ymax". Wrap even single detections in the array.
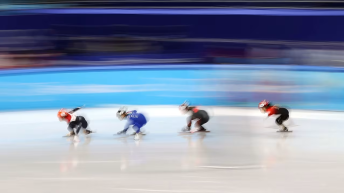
[
  {"xmin": 187, "ymin": 115, "xmax": 193, "ymax": 127},
  {"xmin": 69, "ymin": 107, "xmax": 81, "ymax": 114},
  {"xmin": 123, "ymin": 120, "xmax": 131, "ymax": 132}
]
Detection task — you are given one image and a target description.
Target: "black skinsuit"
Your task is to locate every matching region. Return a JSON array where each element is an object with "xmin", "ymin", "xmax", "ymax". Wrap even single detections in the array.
[{"xmin": 187, "ymin": 107, "xmax": 210, "ymax": 130}]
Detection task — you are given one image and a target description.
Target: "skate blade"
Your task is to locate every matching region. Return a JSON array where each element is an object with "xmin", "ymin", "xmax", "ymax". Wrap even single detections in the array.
[
  {"xmin": 179, "ymin": 131, "xmax": 192, "ymax": 134},
  {"xmin": 191, "ymin": 130, "xmax": 210, "ymax": 133},
  {"xmin": 266, "ymin": 125, "xmax": 299, "ymax": 129},
  {"xmin": 130, "ymin": 133, "xmax": 147, "ymax": 136},
  {"xmin": 277, "ymin": 130, "xmax": 293, "ymax": 133}
]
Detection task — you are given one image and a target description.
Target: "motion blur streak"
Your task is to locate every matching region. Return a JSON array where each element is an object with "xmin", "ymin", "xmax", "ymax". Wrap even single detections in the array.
[{"xmin": 1, "ymin": 2, "xmax": 344, "ymax": 193}]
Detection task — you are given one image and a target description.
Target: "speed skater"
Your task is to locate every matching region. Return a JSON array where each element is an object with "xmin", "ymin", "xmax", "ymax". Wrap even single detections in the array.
[
  {"xmin": 116, "ymin": 107, "xmax": 147, "ymax": 140},
  {"xmin": 258, "ymin": 100, "xmax": 290, "ymax": 132},
  {"xmin": 57, "ymin": 106, "xmax": 94, "ymax": 138},
  {"xmin": 179, "ymin": 101, "xmax": 210, "ymax": 133}
]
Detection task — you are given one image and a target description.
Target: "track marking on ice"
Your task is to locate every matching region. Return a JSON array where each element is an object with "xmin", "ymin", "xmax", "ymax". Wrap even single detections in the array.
[
  {"xmin": 190, "ymin": 181, "xmax": 224, "ymax": 184},
  {"xmin": 183, "ymin": 176, "xmax": 222, "ymax": 179},
  {"xmin": 115, "ymin": 188, "xmax": 207, "ymax": 193},
  {"xmin": 33, "ymin": 161, "xmax": 122, "ymax": 164},
  {"xmin": 289, "ymin": 160, "xmax": 344, "ymax": 164},
  {"xmin": 22, "ymin": 177, "xmax": 124, "ymax": 181},
  {"xmin": 199, "ymin": 165, "xmax": 266, "ymax": 169}
]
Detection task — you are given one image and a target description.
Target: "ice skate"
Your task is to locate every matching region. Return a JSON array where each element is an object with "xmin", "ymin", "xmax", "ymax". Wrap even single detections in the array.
[
  {"xmin": 282, "ymin": 126, "xmax": 288, "ymax": 132},
  {"xmin": 134, "ymin": 133, "xmax": 141, "ymax": 140},
  {"xmin": 197, "ymin": 126, "xmax": 208, "ymax": 132},
  {"xmin": 181, "ymin": 126, "xmax": 191, "ymax": 133},
  {"xmin": 83, "ymin": 129, "xmax": 94, "ymax": 135},
  {"xmin": 277, "ymin": 126, "xmax": 292, "ymax": 132},
  {"xmin": 63, "ymin": 131, "xmax": 75, "ymax": 137},
  {"xmin": 131, "ymin": 131, "xmax": 145, "ymax": 136},
  {"xmin": 117, "ymin": 130, "xmax": 127, "ymax": 135},
  {"xmin": 190, "ymin": 126, "xmax": 210, "ymax": 133}
]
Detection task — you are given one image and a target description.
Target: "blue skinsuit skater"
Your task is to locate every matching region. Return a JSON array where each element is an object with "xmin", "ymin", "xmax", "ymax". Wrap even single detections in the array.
[{"xmin": 116, "ymin": 107, "xmax": 147, "ymax": 140}]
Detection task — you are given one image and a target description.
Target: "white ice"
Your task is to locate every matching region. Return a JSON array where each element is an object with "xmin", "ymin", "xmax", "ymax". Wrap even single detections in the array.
[{"xmin": 0, "ymin": 106, "xmax": 344, "ymax": 193}]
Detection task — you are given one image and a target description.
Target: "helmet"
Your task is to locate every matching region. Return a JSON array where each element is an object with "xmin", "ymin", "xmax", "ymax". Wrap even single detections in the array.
[
  {"xmin": 117, "ymin": 106, "xmax": 128, "ymax": 120},
  {"xmin": 258, "ymin": 100, "xmax": 271, "ymax": 113},
  {"xmin": 57, "ymin": 108, "xmax": 67, "ymax": 120},
  {"xmin": 258, "ymin": 100, "xmax": 270, "ymax": 108},
  {"xmin": 179, "ymin": 101, "xmax": 190, "ymax": 114},
  {"xmin": 179, "ymin": 101, "xmax": 190, "ymax": 111}
]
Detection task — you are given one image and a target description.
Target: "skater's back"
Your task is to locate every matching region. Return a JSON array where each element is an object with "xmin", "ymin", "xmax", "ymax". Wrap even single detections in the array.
[
  {"xmin": 189, "ymin": 107, "xmax": 209, "ymax": 120},
  {"xmin": 126, "ymin": 110, "xmax": 147, "ymax": 126},
  {"xmin": 266, "ymin": 106, "xmax": 289, "ymax": 117}
]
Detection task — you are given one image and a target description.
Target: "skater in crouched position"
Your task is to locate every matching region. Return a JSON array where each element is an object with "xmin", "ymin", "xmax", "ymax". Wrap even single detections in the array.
[
  {"xmin": 180, "ymin": 101, "xmax": 210, "ymax": 133},
  {"xmin": 116, "ymin": 107, "xmax": 147, "ymax": 140},
  {"xmin": 258, "ymin": 100, "xmax": 290, "ymax": 132},
  {"xmin": 57, "ymin": 107, "xmax": 93, "ymax": 138}
]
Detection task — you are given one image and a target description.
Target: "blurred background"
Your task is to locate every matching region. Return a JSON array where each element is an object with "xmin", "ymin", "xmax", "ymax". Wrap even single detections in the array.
[
  {"xmin": 2, "ymin": 0, "xmax": 344, "ymax": 69},
  {"xmin": 1, "ymin": 0, "xmax": 344, "ymax": 111}
]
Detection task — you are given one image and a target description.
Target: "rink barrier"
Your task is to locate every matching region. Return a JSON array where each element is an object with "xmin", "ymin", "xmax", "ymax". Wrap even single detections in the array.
[
  {"xmin": 0, "ymin": 64, "xmax": 343, "ymax": 111},
  {"xmin": 1, "ymin": 64, "xmax": 344, "ymax": 76},
  {"xmin": 18, "ymin": 8, "xmax": 344, "ymax": 16}
]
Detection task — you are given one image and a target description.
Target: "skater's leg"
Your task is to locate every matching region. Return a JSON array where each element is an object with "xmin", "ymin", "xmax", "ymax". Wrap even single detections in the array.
[
  {"xmin": 276, "ymin": 114, "xmax": 289, "ymax": 131},
  {"xmin": 132, "ymin": 125, "xmax": 143, "ymax": 140},
  {"xmin": 79, "ymin": 116, "xmax": 88, "ymax": 128},
  {"xmin": 67, "ymin": 127, "xmax": 75, "ymax": 136},
  {"xmin": 195, "ymin": 119, "xmax": 204, "ymax": 131},
  {"xmin": 195, "ymin": 117, "xmax": 209, "ymax": 131},
  {"xmin": 67, "ymin": 122, "xmax": 76, "ymax": 136},
  {"xmin": 84, "ymin": 129, "xmax": 92, "ymax": 135},
  {"xmin": 132, "ymin": 124, "xmax": 142, "ymax": 134},
  {"xmin": 282, "ymin": 114, "xmax": 289, "ymax": 130},
  {"xmin": 187, "ymin": 116, "xmax": 192, "ymax": 128},
  {"xmin": 75, "ymin": 123, "xmax": 83, "ymax": 135},
  {"xmin": 78, "ymin": 116, "xmax": 93, "ymax": 135}
]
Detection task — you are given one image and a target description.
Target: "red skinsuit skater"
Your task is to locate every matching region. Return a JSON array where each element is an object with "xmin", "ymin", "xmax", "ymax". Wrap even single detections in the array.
[
  {"xmin": 259, "ymin": 100, "xmax": 289, "ymax": 132},
  {"xmin": 57, "ymin": 107, "xmax": 93, "ymax": 136}
]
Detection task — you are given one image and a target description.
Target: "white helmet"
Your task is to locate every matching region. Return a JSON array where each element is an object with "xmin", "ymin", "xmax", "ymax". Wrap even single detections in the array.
[
  {"xmin": 116, "ymin": 106, "xmax": 128, "ymax": 120},
  {"xmin": 179, "ymin": 101, "xmax": 190, "ymax": 112}
]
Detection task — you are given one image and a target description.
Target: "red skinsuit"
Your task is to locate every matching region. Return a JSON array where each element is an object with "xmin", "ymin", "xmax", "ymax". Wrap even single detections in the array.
[
  {"xmin": 266, "ymin": 106, "xmax": 278, "ymax": 117},
  {"xmin": 62, "ymin": 112, "xmax": 76, "ymax": 123}
]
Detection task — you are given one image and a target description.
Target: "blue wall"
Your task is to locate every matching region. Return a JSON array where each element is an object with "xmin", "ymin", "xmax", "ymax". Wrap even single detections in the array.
[
  {"xmin": 3, "ymin": 9, "xmax": 344, "ymax": 42},
  {"xmin": 1, "ymin": 65, "xmax": 344, "ymax": 111}
]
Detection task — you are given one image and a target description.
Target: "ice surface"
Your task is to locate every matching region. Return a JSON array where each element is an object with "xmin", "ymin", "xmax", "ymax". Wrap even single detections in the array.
[{"xmin": 0, "ymin": 107, "xmax": 344, "ymax": 193}]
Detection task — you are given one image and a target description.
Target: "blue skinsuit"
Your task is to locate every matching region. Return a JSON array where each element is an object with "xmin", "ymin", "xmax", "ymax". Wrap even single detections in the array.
[{"xmin": 122, "ymin": 110, "xmax": 147, "ymax": 133}]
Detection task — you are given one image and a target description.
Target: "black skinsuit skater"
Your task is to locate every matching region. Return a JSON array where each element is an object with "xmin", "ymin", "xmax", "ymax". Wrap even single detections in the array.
[{"xmin": 179, "ymin": 101, "xmax": 210, "ymax": 132}]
